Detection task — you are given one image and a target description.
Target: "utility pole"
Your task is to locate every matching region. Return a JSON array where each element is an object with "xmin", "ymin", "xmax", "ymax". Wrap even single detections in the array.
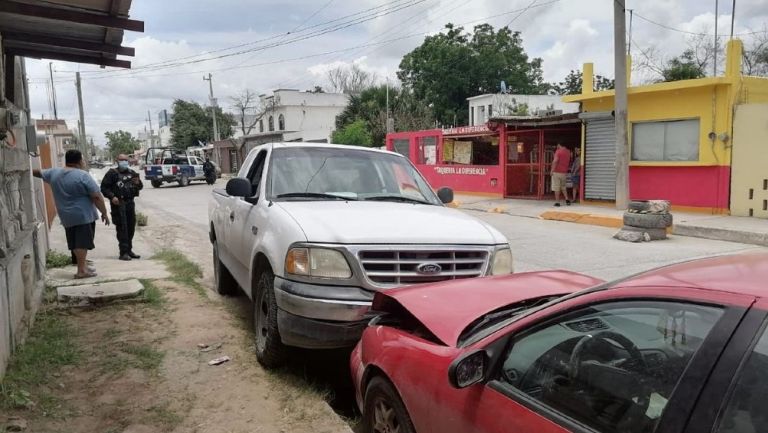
[
  {"xmin": 75, "ymin": 72, "xmax": 87, "ymax": 156},
  {"xmin": 49, "ymin": 63, "xmax": 58, "ymax": 119},
  {"xmin": 385, "ymin": 78, "xmax": 394, "ymax": 133},
  {"xmin": 730, "ymin": 0, "xmax": 736, "ymax": 39},
  {"xmin": 614, "ymin": 0, "xmax": 629, "ymax": 210},
  {"xmin": 203, "ymin": 73, "xmax": 220, "ymax": 142},
  {"xmin": 714, "ymin": 0, "xmax": 719, "ymax": 76}
]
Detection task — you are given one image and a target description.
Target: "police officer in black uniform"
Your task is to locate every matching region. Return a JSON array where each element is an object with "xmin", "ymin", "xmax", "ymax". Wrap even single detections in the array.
[{"xmin": 101, "ymin": 154, "xmax": 144, "ymax": 261}]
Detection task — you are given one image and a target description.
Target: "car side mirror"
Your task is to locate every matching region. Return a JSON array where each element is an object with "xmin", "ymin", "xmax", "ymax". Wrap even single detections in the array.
[
  {"xmin": 437, "ymin": 187, "xmax": 454, "ymax": 204},
  {"xmin": 449, "ymin": 349, "xmax": 488, "ymax": 389},
  {"xmin": 226, "ymin": 177, "xmax": 252, "ymax": 197}
]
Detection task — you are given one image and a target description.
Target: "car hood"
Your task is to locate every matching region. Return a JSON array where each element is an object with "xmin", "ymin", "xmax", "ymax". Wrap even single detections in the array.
[
  {"xmin": 276, "ymin": 201, "xmax": 506, "ymax": 245},
  {"xmin": 372, "ymin": 270, "xmax": 605, "ymax": 347}
]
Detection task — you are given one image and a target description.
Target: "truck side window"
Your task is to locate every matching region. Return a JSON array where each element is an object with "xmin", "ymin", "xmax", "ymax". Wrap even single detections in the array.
[{"xmin": 248, "ymin": 151, "xmax": 267, "ymax": 196}]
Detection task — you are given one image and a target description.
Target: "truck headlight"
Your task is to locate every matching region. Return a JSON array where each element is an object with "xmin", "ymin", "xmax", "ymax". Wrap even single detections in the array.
[
  {"xmin": 286, "ymin": 247, "xmax": 352, "ymax": 279},
  {"xmin": 491, "ymin": 248, "xmax": 514, "ymax": 275}
]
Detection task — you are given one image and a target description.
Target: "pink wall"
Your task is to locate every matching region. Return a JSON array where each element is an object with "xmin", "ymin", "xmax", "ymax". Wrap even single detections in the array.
[
  {"xmin": 629, "ymin": 165, "xmax": 730, "ymax": 210},
  {"xmin": 416, "ymin": 164, "xmax": 505, "ymax": 196}
]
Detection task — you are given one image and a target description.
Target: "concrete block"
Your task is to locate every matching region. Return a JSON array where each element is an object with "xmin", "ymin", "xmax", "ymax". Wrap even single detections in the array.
[
  {"xmin": 46, "ymin": 259, "xmax": 170, "ymax": 287},
  {"xmin": 57, "ymin": 279, "xmax": 144, "ymax": 304}
]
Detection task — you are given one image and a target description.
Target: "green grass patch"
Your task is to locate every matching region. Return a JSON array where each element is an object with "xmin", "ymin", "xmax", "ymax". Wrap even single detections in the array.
[
  {"xmin": 100, "ymin": 343, "xmax": 164, "ymax": 375},
  {"xmin": 45, "ymin": 250, "xmax": 71, "ymax": 269},
  {"xmin": 136, "ymin": 212, "xmax": 148, "ymax": 227},
  {"xmin": 147, "ymin": 403, "xmax": 183, "ymax": 428},
  {"xmin": 139, "ymin": 279, "xmax": 165, "ymax": 307},
  {"xmin": 0, "ymin": 312, "xmax": 79, "ymax": 413},
  {"xmin": 152, "ymin": 249, "xmax": 206, "ymax": 298}
]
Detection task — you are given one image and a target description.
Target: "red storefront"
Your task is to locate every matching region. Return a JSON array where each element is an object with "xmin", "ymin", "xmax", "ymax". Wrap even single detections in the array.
[{"xmin": 386, "ymin": 114, "xmax": 582, "ymax": 200}]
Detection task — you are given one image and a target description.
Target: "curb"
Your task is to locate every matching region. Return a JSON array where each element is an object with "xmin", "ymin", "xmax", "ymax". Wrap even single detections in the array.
[
  {"xmin": 673, "ymin": 225, "xmax": 768, "ymax": 247},
  {"xmin": 539, "ymin": 211, "xmax": 624, "ymax": 229}
]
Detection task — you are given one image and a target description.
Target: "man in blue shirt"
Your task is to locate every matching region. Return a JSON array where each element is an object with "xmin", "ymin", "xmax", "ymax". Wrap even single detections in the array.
[{"xmin": 34, "ymin": 150, "xmax": 110, "ymax": 279}]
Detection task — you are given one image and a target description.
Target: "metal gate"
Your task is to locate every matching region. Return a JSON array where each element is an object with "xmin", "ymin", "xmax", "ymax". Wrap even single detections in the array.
[{"xmin": 582, "ymin": 113, "xmax": 616, "ymax": 200}]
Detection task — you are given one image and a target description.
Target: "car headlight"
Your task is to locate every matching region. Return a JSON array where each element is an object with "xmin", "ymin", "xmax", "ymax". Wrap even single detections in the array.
[
  {"xmin": 491, "ymin": 248, "xmax": 514, "ymax": 275},
  {"xmin": 285, "ymin": 247, "xmax": 352, "ymax": 279}
]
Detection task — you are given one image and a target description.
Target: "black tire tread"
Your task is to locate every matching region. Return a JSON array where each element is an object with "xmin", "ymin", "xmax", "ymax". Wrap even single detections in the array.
[
  {"xmin": 623, "ymin": 212, "xmax": 673, "ymax": 229},
  {"xmin": 364, "ymin": 376, "xmax": 416, "ymax": 433},
  {"xmin": 254, "ymin": 269, "xmax": 289, "ymax": 368}
]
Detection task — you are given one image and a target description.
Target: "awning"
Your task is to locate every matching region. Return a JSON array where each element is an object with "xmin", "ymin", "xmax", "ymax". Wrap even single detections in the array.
[
  {"xmin": 491, "ymin": 112, "xmax": 581, "ymax": 127},
  {"xmin": 0, "ymin": 0, "xmax": 144, "ymax": 68}
]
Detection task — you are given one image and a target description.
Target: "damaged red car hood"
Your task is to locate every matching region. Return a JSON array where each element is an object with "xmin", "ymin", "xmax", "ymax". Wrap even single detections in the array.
[{"xmin": 372, "ymin": 270, "xmax": 604, "ymax": 346}]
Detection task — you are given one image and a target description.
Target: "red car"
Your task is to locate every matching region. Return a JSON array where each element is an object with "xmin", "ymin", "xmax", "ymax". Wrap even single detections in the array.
[{"xmin": 351, "ymin": 253, "xmax": 768, "ymax": 433}]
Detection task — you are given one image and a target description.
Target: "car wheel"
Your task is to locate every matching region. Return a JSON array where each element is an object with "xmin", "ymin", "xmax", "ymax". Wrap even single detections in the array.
[
  {"xmin": 151, "ymin": 180, "xmax": 162, "ymax": 188},
  {"xmin": 178, "ymin": 175, "xmax": 189, "ymax": 187},
  {"xmin": 253, "ymin": 268, "xmax": 288, "ymax": 368},
  {"xmin": 364, "ymin": 377, "xmax": 416, "ymax": 433},
  {"xmin": 623, "ymin": 212, "xmax": 673, "ymax": 229},
  {"xmin": 213, "ymin": 241, "xmax": 238, "ymax": 296}
]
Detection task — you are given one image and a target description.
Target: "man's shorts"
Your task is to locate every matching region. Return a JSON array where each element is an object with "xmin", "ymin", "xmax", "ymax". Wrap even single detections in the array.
[
  {"xmin": 551, "ymin": 172, "xmax": 568, "ymax": 192},
  {"xmin": 65, "ymin": 222, "xmax": 96, "ymax": 251}
]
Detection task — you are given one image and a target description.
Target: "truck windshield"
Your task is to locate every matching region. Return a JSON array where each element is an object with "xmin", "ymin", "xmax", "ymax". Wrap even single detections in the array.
[{"xmin": 269, "ymin": 147, "xmax": 440, "ymax": 204}]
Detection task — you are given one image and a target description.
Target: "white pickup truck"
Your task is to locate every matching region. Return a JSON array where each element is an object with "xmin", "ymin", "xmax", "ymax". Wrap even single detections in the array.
[{"xmin": 208, "ymin": 143, "xmax": 513, "ymax": 367}]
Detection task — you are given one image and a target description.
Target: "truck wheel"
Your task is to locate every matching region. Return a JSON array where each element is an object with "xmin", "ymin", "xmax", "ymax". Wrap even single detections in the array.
[
  {"xmin": 178, "ymin": 175, "xmax": 189, "ymax": 187},
  {"xmin": 623, "ymin": 212, "xmax": 673, "ymax": 229},
  {"xmin": 213, "ymin": 241, "xmax": 238, "ymax": 296},
  {"xmin": 151, "ymin": 180, "xmax": 162, "ymax": 188},
  {"xmin": 253, "ymin": 269, "xmax": 288, "ymax": 368}
]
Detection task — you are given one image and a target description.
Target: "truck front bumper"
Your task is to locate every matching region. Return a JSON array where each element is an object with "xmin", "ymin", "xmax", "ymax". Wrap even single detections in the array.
[{"xmin": 274, "ymin": 277, "xmax": 374, "ymax": 349}]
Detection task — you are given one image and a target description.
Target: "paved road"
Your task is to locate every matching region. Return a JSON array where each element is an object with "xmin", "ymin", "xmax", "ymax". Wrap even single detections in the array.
[{"xmin": 134, "ymin": 176, "xmax": 765, "ymax": 282}]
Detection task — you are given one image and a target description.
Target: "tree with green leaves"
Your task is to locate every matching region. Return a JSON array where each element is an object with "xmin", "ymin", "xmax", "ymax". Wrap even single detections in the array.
[
  {"xmin": 334, "ymin": 85, "xmax": 433, "ymax": 148},
  {"xmin": 551, "ymin": 70, "xmax": 615, "ymax": 95},
  {"xmin": 398, "ymin": 23, "xmax": 546, "ymax": 125},
  {"xmin": 104, "ymin": 130, "xmax": 141, "ymax": 159},
  {"xmin": 170, "ymin": 99, "xmax": 236, "ymax": 149},
  {"xmin": 662, "ymin": 50, "xmax": 706, "ymax": 82},
  {"xmin": 331, "ymin": 119, "xmax": 372, "ymax": 147}
]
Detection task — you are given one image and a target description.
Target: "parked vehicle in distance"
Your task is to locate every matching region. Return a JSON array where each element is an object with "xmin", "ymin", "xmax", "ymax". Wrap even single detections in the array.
[
  {"xmin": 209, "ymin": 143, "xmax": 514, "ymax": 368},
  {"xmin": 352, "ymin": 253, "xmax": 768, "ymax": 433},
  {"xmin": 144, "ymin": 147, "xmax": 208, "ymax": 188},
  {"xmin": 89, "ymin": 160, "xmax": 106, "ymax": 169}
]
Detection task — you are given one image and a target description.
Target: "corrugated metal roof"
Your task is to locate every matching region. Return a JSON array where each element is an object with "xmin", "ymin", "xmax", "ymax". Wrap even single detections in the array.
[{"xmin": 0, "ymin": 0, "xmax": 143, "ymax": 68}]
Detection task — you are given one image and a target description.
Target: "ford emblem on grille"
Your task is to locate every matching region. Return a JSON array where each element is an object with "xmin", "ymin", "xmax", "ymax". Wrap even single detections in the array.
[{"xmin": 416, "ymin": 263, "xmax": 442, "ymax": 275}]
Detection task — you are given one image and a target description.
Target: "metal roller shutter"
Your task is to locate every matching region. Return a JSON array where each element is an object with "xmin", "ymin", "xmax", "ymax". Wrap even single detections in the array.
[{"xmin": 584, "ymin": 117, "xmax": 616, "ymax": 200}]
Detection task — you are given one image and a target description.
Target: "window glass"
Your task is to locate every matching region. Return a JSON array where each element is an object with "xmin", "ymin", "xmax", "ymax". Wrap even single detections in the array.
[
  {"xmin": 715, "ymin": 323, "xmax": 768, "ymax": 433},
  {"xmin": 268, "ymin": 116, "xmax": 275, "ymax": 132},
  {"xmin": 278, "ymin": 114, "xmax": 285, "ymax": 131},
  {"xmin": 632, "ymin": 119, "xmax": 700, "ymax": 162},
  {"xmin": 419, "ymin": 136, "xmax": 437, "ymax": 165},
  {"xmin": 443, "ymin": 136, "xmax": 499, "ymax": 165},
  {"xmin": 498, "ymin": 301, "xmax": 723, "ymax": 433},
  {"xmin": 392, "ymin": 139, "xmax": 410, "ymax": 158}
]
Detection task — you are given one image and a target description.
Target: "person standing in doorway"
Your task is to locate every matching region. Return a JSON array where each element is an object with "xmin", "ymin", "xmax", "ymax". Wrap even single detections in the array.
[
  {"xmin": 33, "ymin": 149, "xmax": 110, "ymax": 279},
  {"xmin": 101, "ymin": 154, "xmax": 143, "ymax": 261},
  {"xmin": 551, "ymin": 143, "xmax": 572, "ymax": 207},
  {"xmin": 569, "ymin": 147, "xmax": 582, "ymax": 203}
]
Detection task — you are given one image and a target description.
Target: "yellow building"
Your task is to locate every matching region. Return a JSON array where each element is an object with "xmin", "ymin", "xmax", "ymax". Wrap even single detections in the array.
[{"xmin": 564, "ymin": 40, "xmax": 768, "ymax": 216}]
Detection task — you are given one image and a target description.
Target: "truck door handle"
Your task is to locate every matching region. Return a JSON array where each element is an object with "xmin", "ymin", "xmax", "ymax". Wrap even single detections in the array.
[
  {"xmin": 229, "ymin": 212, "xmax": 235, "ymax": 221},
  {"xmin": 251, "ymin": 226, "xmax": 258, "ymax": 235}
]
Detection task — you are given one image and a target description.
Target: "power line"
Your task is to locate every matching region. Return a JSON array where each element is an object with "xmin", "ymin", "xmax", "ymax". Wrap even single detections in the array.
[
  {"xmin": 633, "ymin": 10, "xmax": 762, "ymax": 37},
  {"xmin": 505, "ymin": 0, "xmax": 539, "ymax": 28}
]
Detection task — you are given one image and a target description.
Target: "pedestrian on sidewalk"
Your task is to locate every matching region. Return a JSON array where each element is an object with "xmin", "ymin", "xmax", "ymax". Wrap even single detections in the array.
[
  {"xmin": 569, "ymin": 147, "xmax": 582, "ymax": 203},
  {"xmin": 33, "ymin": 149, "xmax": 110, "ymax": 279},
  {"xmin": 551, "ymin": 143, "xmax": 572, "ymax": 207},
  {"xmin": 101, "ymin": 154, "xmax": 144, "ymax": 261}
]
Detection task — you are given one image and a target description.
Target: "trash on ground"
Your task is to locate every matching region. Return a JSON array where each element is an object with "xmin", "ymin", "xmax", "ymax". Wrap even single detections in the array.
[
  {"xmin": 208, "ymin": 356, "xmax": 231, "ymax": 366},
  {"xmin": 200, "ymin": 342, "xmax": 223, "ymax": 353}
]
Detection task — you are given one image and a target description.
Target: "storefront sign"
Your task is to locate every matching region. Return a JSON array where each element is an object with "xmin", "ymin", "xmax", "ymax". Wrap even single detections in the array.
[
  {"xmin": 442, "ymin": 125, "xmax": 491, "ymax": 135},
  {"xmin": 434, "ymin": 166, "xmax": 489, "ymax": 176}
]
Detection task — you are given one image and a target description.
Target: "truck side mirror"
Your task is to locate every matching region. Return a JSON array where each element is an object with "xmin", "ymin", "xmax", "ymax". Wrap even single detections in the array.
[
  {"xmin": 437, "ymin": 187, "xmax": 454, "ymax": 204},
  {"xmin": 226, "ymin": 177, "xmax": 252, "ymax": 197}
]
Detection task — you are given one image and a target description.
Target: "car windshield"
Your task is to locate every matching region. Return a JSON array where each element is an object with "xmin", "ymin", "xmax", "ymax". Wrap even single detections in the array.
[{"xmin": 268, "ymin": 147, "xmax": 440, "ymax": 204}]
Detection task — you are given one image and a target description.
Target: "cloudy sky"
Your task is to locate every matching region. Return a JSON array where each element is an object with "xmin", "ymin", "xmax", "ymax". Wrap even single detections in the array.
[{"xmin": 24, "ymin": 0, "xmax": 768, "ymax": 145}]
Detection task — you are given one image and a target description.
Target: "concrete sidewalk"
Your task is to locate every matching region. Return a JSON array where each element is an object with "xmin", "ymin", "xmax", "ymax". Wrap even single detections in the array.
[{"xmin": 453, "ymin": 194, "xmax": 768, "ymax": 247}]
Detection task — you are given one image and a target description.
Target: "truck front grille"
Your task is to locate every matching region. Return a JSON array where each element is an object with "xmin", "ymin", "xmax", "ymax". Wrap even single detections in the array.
[{"xmin": 358, "ymin": 249, "xmax": 489, "ymax": 286}]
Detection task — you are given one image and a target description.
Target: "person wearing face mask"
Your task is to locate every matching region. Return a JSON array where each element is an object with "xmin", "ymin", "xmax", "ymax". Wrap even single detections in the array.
[
  {"xmin": 33, "ymin": 149, "xmax": 110, "ymax": 279},
  {"xmin": 100, "ymin": 154, "xmax": 143, "ymax": 261}
]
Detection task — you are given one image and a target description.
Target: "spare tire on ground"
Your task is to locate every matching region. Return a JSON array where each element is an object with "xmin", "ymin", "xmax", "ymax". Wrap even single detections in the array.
[
  {"xmin": 628, "ymin": 200, "xmax": 671, "ymax": 214},
  {"xmin": 623, "ymin": 212, "xmax": 673, "ymax": 229},
  {"xmin": 614, "ymin": 225, "xmax": 667, "ymax": 242}
]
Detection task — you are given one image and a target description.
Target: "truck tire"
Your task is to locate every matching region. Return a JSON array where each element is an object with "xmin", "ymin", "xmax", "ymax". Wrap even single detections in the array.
[
  {"xmin": 628, "ymin": 200, "xmax": 671, "ymax": 214},
  {"xmin": 151, "ymin": 180, "xmax": 162, "ymax": 188},
  {"xmin": 623, "ymin": 212, "xmax": 673, "ymax": 229},
  {"xmin": 253, "ymin": 269, "xmax": 288, "ymax": 368},
  {"xmin": 213, "ymin": 241, "xmax": 238, "ymax": 296},
  {"xmin": 178, "ymin": 175, "xmax": 189, "ymax": 187}
]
